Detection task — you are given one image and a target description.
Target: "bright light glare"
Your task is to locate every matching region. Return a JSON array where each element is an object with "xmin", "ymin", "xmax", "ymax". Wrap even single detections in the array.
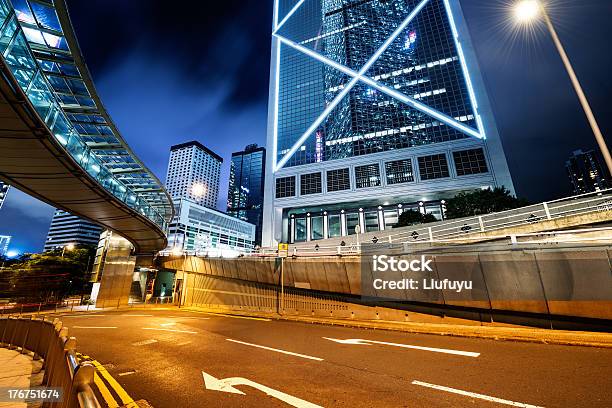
[
  {"xmin": 171, "ymin": 247, "xmax": 183, "ymax": 256},
  {"xmin": 514, "ymin": 0, "xmax": 540, "ymax": 22},
  {"xmin": 192, "ymin": 183, "xmax": 206, "ymax": 197},
  {"xmin": 6, "ymin": 250, "xmax": 19, "ymax": 258},
  {"xmin": 66, "ymin": 243, "xmax": 75, "ymax": 251}
]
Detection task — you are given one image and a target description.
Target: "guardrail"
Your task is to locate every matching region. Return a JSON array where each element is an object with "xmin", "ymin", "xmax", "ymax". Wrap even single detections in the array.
[
  {"xmin": 0, "ymin": 316, "xmax": 100, "ymax": 408},
  {"xmin": 247, "ymin": 226, "xmax": 612, "ymax": 257}
]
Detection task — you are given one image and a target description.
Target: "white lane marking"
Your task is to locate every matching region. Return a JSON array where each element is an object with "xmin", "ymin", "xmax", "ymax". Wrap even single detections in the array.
[
  {"xmin": 203, "ymin": 371, "xmax": 323, "ymax": 408},
  {"xmin": 72, "ymin": 326, "xmax": 118, "ymax": 329},
  {"xmin": 226, "ymin": 339, "xmax": 323, "ymax": 361},
  {"xmin": 167, "ymin": 316, "xmax": 210, "ymax": 320},
  {"xmin": 62, "ymin": 314, "xmax": 106, "ymax": 317},
  {"xmin": 132, "ymin": 339, "xmax": 158, "ymax": 346},
  {"xmin": 323, "ymin": 338, "xmax": 479, "ymax": 357},
  {"xmin": 160, "ymin": 322, "xmax": 176, "ymax": 327},
  {"xmin": 411, "ymin": 380, "xmax": 544, "ymax": 408},
  {"xmin": 118, "ymin": 371, "xmax": 136, "ymax": 377},
  {"xmin": 142, "ymin": 327, "xmax": 197, "ymax": 334},
  {"xmin": 121, "ymin": 314, "xmax": 154, "ymax": 317}
]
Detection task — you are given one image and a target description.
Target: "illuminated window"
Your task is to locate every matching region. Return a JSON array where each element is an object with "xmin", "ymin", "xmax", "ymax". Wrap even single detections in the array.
[
  {"xmin": 355, "ymin": 164, "xmax": 381, "ymax": 188},
  {"xmin": 385, "ymin": 159, "xmax": 414, "ymax": 185}
]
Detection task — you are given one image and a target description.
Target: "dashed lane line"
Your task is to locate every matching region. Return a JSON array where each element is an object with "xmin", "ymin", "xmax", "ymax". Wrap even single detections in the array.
[
  {"xmin": 411, "ymin": 380, "xmax": 545, "ymax": 408},
  {"xmin": 226, "ymin": 338, "xmax": 324, "ymax": 361},
  {"xmin": 142, "ymin": 327, "xmax": 197, "ymax": 334}
]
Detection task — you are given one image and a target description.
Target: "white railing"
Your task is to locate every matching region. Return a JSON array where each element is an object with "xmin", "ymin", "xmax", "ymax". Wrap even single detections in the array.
[{"xmin": 253, "ymin": 189, "xmax": 612, "ymax": 256}]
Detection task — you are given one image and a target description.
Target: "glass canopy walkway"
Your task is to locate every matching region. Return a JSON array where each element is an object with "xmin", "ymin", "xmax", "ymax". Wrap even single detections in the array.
[{"xmin": 0, "ymin": 0, "xmax": 173, "ymax": 252}]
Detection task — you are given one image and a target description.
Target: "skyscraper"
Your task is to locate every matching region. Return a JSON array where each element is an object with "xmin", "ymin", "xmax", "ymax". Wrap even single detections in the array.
[
  {"xmin": 0, "ymin": 182, "xmax": 9, "ymax": 210},
  {"xmin": 566, "ymin": 149, "xmax": 610, "ymax": 195},
  {"xmin": 227, "ymin": 144, "xmax": 266, "ymax": 246},
  {"xmin": 164, "ymin": 142, "xmax": 255, "ymax": 254},
  {"xmin": 263, "ymin": 0, "xmax": 514, "ymax": 246},
  {"xmin": 43, "ymin": 209, "xmax": 104, "ymax": 252},
  {"xmin": 165, "ymin": 141, "xmax": 223, "ymax": 209}
]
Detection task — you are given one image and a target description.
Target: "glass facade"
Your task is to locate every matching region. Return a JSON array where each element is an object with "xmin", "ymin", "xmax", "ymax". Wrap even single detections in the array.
[
  {"xmin": 227, "ymin": 145, "xmax": 266, "ymax": 245},
  {"xmin": 276, "ymin": 176, "xmax": 296, "ymax": 198},
  {"xmin": 418, "ymin": 153, "xmax": 449, "ymax": 180},
  {"xmin": 275, "ymin": 0, "xmax": 478, "ymax": 169},
  {"xmin": 453, "ymin": 147, "xmax": 488, "ymax": 176}
]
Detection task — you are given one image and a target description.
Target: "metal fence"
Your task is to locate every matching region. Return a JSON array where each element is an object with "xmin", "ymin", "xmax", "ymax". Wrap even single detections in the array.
[
  {"xmin": 0, "ymin": 316, "xmax": 100, "ymax": 408},
  {"xmin": 258, "ymin": 189, "xmax": 612, "ymax": 256}
]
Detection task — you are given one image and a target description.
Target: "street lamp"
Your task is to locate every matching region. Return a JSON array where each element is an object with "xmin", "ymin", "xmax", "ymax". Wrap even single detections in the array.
[
  {"xmin": 513, "ymin": 0, "xmax": 612, "ymax": 176},
  {"xmin": 61, "ymin": 243, "xmax": 75, "ymax": 257},
  {"xmin": 191, "ymin": 183, "xmax": 206, "ymax": 198}
]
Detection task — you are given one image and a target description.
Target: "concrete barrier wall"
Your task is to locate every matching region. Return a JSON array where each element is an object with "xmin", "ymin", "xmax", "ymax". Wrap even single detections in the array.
[{"xmin": 162, "ymin": 246, "xmax": 612, "ymax": 328}]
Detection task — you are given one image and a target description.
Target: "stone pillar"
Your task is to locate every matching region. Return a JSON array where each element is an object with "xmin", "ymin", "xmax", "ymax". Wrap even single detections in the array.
[{"xmin": 92, "ymin": 231, "xmax": 136, "ymax": 308}]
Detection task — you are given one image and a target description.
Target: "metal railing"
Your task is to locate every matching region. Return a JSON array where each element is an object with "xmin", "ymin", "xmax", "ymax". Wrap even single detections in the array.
[
  {"xmin": 0, "ymin": 316, "xmax": 101, "ymax": 408},
  {"xmin": 267, "ymin": 189, "xmax": 612, "ymax": 255}
]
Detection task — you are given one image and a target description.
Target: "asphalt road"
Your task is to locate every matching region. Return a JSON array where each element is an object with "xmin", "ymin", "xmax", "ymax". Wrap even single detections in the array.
[{"xmin": 52, "ymin": 309, "xmax": 611, "ymax": 408}]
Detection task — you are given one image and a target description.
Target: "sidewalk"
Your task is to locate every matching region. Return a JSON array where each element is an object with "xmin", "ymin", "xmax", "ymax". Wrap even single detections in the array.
[{"xmin": 0, "ymin": 348, "xmax": 44, "ymax": 408}]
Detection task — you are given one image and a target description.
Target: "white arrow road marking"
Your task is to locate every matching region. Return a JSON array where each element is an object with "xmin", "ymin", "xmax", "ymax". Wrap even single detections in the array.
[
  {"xmin": 226, "ymin": 339, "xmax": 324, "ymax": 361},
  {"xmin": 202, "ymin": 371, "xmax": 323, "ymax": 408},
  {"xmin": 323, "ymin": 338, "xmax": 479, "ymax": 357},
  {"xmin": 412, "ymin": 380, "xmax": 544, "ymax": 408},
  {"xmin": 142, "ymin": 328, "xmax": 197, "ymax": 334},
  {"xmin": 72, "ymin": 326, "xmax": 117, "ymax": 329}
]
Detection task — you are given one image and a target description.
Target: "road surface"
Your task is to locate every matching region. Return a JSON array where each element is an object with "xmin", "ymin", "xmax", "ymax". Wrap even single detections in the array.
[{"xmin": 52, "ymin": 309, "xmax": 611, "ymax": 408}]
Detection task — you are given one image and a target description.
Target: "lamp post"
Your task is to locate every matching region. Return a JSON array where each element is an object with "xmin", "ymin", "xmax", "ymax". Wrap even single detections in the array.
[
  {"xmin": 514, "ymin": 0, "xmax": 612, "ymax": 176},
  {"xmin": 61, "ymin": 243, "xmax": 75, "ymax": 257}
]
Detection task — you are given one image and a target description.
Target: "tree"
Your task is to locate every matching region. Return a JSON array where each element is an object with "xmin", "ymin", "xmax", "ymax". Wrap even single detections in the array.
[
  {"xmin": 1, "ymin": 246, "xmax": 95, "ymax": 302},
  {"xmin": 396, "ymin": 209, "xmax": 438, "ymax": 227},
  {"xmin": 444, "ymin": 187, "xmax": 529, "ymax": 219}
]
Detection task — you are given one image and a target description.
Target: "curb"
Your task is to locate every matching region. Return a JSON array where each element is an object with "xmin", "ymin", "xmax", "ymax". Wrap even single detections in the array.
[{"xmin": 179, "ymin": 307, "xmax": 612, "ymax": 348}]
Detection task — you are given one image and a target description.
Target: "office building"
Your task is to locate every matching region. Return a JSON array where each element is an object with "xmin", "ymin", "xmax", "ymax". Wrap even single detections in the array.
[
  {"xmin": 43, "ymin": 210, "xmax": 104, "ymax": 252},
  {"xmin": 166, "ymin": 198, "xmax": 255, "ymax": 255},
  {"xmin": 227, "ymin": 144, "xmax": 266, "ymax": 246},
  {"xmin": 0, "ymin": 235, "xmax": 10, "ymax": 256},
  {"xmin": 166, "ymin": 141, "xmax": 222, "ymax": 209},
  {"xmin": 263, "ymin": 0, "xmax": 515, "ymax": 245},
  {"xmin": 566, "ymin": 149, "xmax": 610, "ymax": 195},
  {"xmin": 0, "ymin": 182, "xmax": 9, "ymax": 210}
]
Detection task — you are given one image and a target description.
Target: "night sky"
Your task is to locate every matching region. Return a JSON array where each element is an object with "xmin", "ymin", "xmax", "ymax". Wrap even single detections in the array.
[{"xmin": 1, "ymin": 0, "xmax": 610, "ymax": 253}]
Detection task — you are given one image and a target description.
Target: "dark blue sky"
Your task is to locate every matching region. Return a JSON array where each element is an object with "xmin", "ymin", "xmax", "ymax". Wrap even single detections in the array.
[{"xmin": 1, "ymin": 0, "xmax": 610, "ymax": 253}]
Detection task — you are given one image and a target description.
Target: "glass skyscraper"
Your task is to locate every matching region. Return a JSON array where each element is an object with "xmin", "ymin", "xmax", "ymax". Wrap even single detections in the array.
[
  {"xmin": 263, "ymin": 0, "xmax": 514, "ymax": 246},
  {"xmin": 566, "ymin": 149, "xmax": 610, "ymax": 195},
  {"xmin": 227, "ymin": 144, "xmax": 266, "ymax": 246}
]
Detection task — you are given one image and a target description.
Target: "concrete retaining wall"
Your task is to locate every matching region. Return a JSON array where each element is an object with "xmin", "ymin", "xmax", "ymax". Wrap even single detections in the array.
[{"xmin": 162, "ymin": 246, "xmax": 612, "ymax": 329}]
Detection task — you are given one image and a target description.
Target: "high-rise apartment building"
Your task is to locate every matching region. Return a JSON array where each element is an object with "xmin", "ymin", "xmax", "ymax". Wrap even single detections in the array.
[
  {"xmin": 227, "ymin": 144, "xmax": 266, "ymax": 246},
  {"xmin": 0, "ymin": 182, "xmax": 9, "ymax": 210},
  {"xmin": 566, "ymin": 149, "xmax": 610, "ymax": 195},
  {"xmin": 43, "ymin": 209, "xmax": 104, "ymax": 252},
  {"xmin": 263, "ymin": 0, "xmax": 514, "ymax": 246},
  {"xmin": 165, "ymin": 141, "xmax": 222, "ymax": 209}
]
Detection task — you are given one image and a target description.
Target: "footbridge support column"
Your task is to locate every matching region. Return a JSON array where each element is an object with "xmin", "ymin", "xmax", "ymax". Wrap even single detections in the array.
[{"xmin": 90, "ymin": 231, "xmax": 136, "ymax": 308}]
